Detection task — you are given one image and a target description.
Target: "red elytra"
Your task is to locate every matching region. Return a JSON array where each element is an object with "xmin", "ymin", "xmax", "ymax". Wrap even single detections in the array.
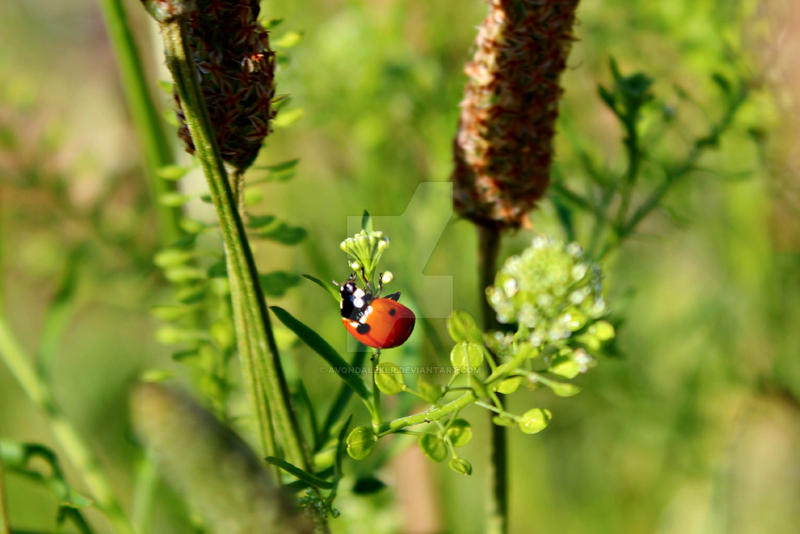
[{"xmin": 342, "ymin": 297, "xmax": 415, "ymax": 349}]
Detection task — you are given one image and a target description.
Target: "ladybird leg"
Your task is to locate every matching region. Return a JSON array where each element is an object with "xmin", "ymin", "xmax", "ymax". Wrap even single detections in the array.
[{"xmin": 384, "ymin": 291, "xmax": 401, "ymax": 301}]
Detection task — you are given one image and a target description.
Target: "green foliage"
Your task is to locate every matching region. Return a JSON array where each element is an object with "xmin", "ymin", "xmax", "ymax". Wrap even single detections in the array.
[
  {"xmin": 0, "ymin": 442, "xmax": 93, "ymax": 533},
  {"xmin": 3, "ymin": 0, "xmax": 791, "ymax": 533}
]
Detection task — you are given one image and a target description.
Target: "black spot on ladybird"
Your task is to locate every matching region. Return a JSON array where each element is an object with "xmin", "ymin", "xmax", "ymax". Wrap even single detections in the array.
[
  {"xmin": 356, "ymin": 323, "xmax": 371, "ymax": 334},
  {"xmin": 389, "ymin": 308, "xmax": 396, "ymax": 316}
]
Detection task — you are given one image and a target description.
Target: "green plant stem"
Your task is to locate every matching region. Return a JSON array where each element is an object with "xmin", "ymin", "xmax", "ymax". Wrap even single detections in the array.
[
  {"xmin": 478, "ymin": 225, "xmax": 507, "ymax": 534},
  {"xmin": 157, "ymin": 20, "xmax": 309, "ymax": 471},
  {"xmin": 97, "ymin": 0, "xmax": 182, "ymax": 244},
  {"xmin": 370, "ymin": 350, "xmax": 381, "ymax": 431},
  {"xmin": 0, "ymin": 455, "xmax": 9, "ymax": 534},
  {"xmin": 131, "ymin": 451, "xmax": 157, "ymax": 534},
  {"xmin": 0, "ymin": 318, "xmax": 134, "ymax": 534},
  {"xmin": 614, "ymin": 113, "xmax": 641, "ymax": 228},
  {"xmin": 598, "ymin": 83, "xmax": 748, "ymax": 260},
  {"xmin": 378, "ymin": 390, "xmax": 477, "ymax": 436}
]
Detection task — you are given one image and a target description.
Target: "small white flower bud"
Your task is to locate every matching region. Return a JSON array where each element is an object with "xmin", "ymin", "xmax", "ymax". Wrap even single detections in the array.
[{"xmin": 381, "ymin": 271, "xmax": 394, "ymax": 284}]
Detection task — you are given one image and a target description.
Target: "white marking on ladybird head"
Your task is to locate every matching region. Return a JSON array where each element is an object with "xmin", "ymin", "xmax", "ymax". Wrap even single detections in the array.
[
  {"xmin": 353, "ymin": 297, "xmax": 364, "ymax": 308},
  {"xmin": 354, "ymin": 288, "xmax": 365, "ymax": 298}
]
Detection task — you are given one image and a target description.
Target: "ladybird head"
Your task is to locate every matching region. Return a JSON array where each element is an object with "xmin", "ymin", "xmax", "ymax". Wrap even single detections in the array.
[{"xmin": 339, "ymin": 278, "xmax": 372, "ymax": 321}]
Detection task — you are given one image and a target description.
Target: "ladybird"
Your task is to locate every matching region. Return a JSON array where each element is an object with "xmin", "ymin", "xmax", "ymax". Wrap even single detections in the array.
[{"xmin": 339, "ymin": 279, "xmax": 415, "ymax": 349}]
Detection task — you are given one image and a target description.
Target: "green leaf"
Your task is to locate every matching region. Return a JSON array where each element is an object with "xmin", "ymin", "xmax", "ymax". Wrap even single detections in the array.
[
  {"xmin": 273, "ymin": 107, "xmax": 304, "ymax": 128},
  {"xmin": 163, "ymin": 109, "xmax": 179, "ymax": 126},
  {"xmin": 259, "ymin": 221, "xmax": 307, "ymax": 245},
  {"xmin": 155, "ymin": 326, "xmax": 204, "ymax": 345},
  {"xmin": 418, "ymin": 434, "xmax": 447, "ymax": 463},
  {"xmin": 519, "ymin": 408, "xmax": 552, "ymax": 435},
  {"xmin": 447, "ymin": 311, "xmax": 482, "ymax": 344},
  {"xmin": 548, "ymin": 356, "xmax": 580, "ymax": 379},
  {"xmin": 270, "ymin": 306, "xmax": 370, "ymax": 401},
  {"xmin": 445, "ymin": 419, "xmax": 472, "ymax": 448},
  {"xmin": 209, "ymin": 320, "xmax": 235, "ymax": 351},
  {"xmin": 361, "ymin": 210, "xmax": 373, "ymax": 233},
  {"xmin": 265, "ymin": 457, "xmax": 334, "ymax": 489},
  {"xmin": 164, "ymin": 266, "xmax": 206, "ymax": 283},
  {"xmin": 175, "ymin": 286, "xmax": 206, "ymax": 304},
  {"xmin": 450, "ymin": 342, "xmax": 484, "ymax": 373},
  {"xmin": 140, "ymin": 369, "xmax": 174, "ymax": 383},
  {"xmin": 155, "ymin": 164, "xmax": 188, "ymax": 181},
  {"xmin": 243, "ymin": 187, "xmax": 263, "ymax": 206},
  {"xmin": 259, "ymin": 271, "xmax": 301, "ymax": 297},
  {"xmin": 273, "ymin": 31, "xmax": 302, "ymax": 48},
  {"xmin": 352, "ymin": 476, "xmax": 386, "ymax": 494},
  {"xmin": 496, "ymin": 377, "xmax": 521, "ymax": 394},
  {"xmin": 158, "ymin": 192, "xmax": 192, "ymax": 207},
  {"xmin": 157, "ymin": 79, "xmax": 174, "ymax": 93},
  {"xmin": 259, "ymin": 158, "xmax": 299, "ymax": 173},
  {"xmin": 154, "ymin": 248, "xmax": 193, "ymax": 268},
  {"xmin": 346, "ymin": 426, "xmax": 377, "ymax": 460},
  {"xmin": 591, "ymin": 320, "xmax": 615, "ymax": 341},
  {"xmin": 246, "ymin": 214, "xmax": 277, "ymax": 230},
  {"xmin": 171, "ymin": 349, "xmax": 199, "ymax": 362},
  {"xmin": 548, "ymin": 381, "xmax": 581, "ymax": 397},
  {"xmin": 302, "ymin": 274, "xmax": 341, "ymax": 303},
  {"xmin": 448, "ymin": 457, "xmax": 472, "ymax": 476},
  {"xmin": 150, "ymin": 305, "xmax": 192, "ymax": 321},
  {"xmin": 374, "ymin": 362, "xmax": 404, "ymax": 395},
  {"xmin": 262, "ymin": 17, "xmax": 283, "ymax": 29}
]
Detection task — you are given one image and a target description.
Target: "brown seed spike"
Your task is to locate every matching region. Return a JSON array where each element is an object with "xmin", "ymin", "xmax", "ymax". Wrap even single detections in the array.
[
  {"xmin": 452, "ymin": 0, "xmax": 579, "ymax": 229},
  {"xmin": 174, "ymin": 0, "xmax": 276, "ymax": 172}
]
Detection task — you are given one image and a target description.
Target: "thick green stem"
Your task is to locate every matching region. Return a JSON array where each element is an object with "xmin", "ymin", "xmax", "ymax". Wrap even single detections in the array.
[
  {"xmin": 0, "ymin": 318, "xmax": 134, "ymax": 534},
  {"xmin": 478, "ymin": 225, "xmax": 507, "ymax": 534},
  {"xmin": 157, "ymin": 21, "xmax": 308, "ymax": 471},
  {"xmin": 97, "ymin": 0, "xmax": 182, "ymax": 244},
  {"xmin": 378, "ymin": 391, "xmax": 477, "ymax": 436}
]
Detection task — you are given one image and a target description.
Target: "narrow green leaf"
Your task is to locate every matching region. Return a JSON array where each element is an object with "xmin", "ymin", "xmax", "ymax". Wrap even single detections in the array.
[
  {"xmin": 256, "ymin": 159, "xmax": 299, "ymax": 173},
  {"xmin": 264, "ymin": 457, "xmax": 334, "ymax": 489},
  {"xmin": 361, "ymin": 210, "xmax": 373, "ymax": 233},
  {"xmin": 269, "ymin": 307, "xmax": 370, "ymax": 401},
  {"xmin": 273, "ymin": 108, "xmax": 304, "ymax": 128}
]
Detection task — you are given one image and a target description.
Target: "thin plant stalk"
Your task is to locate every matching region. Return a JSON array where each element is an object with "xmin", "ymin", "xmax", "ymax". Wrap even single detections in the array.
[
  {"xmin": 97, "ymin": 0, "xmax": 182, "ymax": 244},
  {"xmin": 0, "ymin": 318, "xmax": 135, "ymax": 534},
  {"xmin": 0, "ymin": 455, "xmax": 9, "ymax": 534},
  {"xmin": 155, "ymin": 19, "xmax": 308, "ymax": 471},
  {"xmin": 477, "ymin": 225, "xmax": 507, "ymax": 534}
]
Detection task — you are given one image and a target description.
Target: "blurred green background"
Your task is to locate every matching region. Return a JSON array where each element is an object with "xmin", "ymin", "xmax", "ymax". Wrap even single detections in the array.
[{"xmin": 2, "ymin": 0, "xmax": 800, "ymax": 533}]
